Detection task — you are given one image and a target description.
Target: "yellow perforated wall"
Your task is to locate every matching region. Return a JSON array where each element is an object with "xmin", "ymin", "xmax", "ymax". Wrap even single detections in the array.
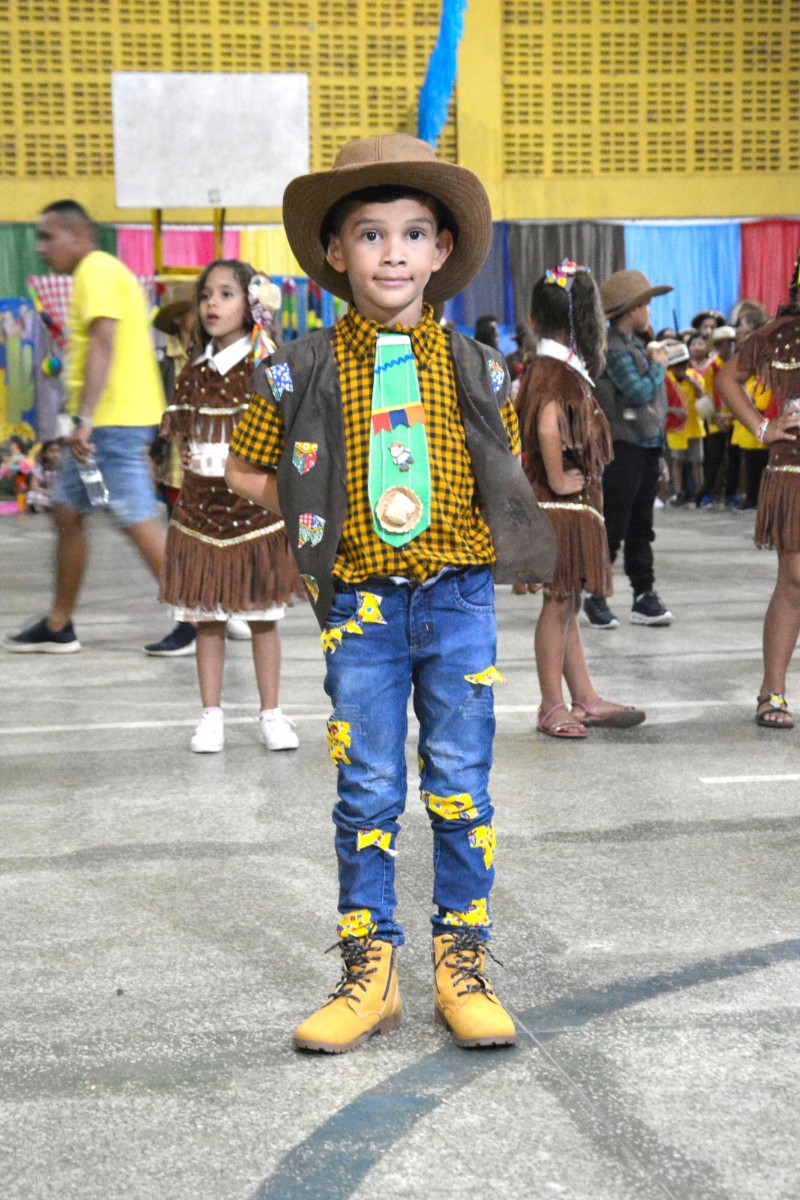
[
  {"xmin": 0, "ymin": 0, "xmax": 796, "ymax": 222},
  {"xmin": 476, "ymin": 0, "xmax": 798, "ymax": 216},
  {"xmin": 0, "ymin": 0, "xmax": 454, "ymax": 221}
]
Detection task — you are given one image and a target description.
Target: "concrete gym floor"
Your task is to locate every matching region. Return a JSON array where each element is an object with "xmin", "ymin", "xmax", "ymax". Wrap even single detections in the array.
[{"xmin": 1, "ymin": 503, "xmax": 798, "ymax": 1200}]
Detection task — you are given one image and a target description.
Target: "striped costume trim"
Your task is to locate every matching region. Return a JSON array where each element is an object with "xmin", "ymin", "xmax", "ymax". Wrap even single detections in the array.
[
  {"xmin": 538, "ymin": 500, "xmax": 604, "ymax": 521},
  {"xmin": 169, "ymin": 519, "xmax": 285, "ymax": 547},
  {"xmin": 166, "ymin": 402, "xmax": 249, "ymax": 417}
]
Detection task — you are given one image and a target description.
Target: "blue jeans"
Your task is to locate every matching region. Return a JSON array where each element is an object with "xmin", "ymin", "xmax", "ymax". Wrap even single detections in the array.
[
  {"xmin": 54, "ymin": 426, "xmax": 159, "ymax": 527},
  {"xmin": 323, "ymin": 566, "xmax": 498, "ymax": 946}
]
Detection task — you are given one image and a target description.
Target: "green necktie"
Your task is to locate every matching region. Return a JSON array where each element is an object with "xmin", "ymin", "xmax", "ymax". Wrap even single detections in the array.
[{"xmin": 368, "ymin": 332, "xmax": 431, "ymax": 546}]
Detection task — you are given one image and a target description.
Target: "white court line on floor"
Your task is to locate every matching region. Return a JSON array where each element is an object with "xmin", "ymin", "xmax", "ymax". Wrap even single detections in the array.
[
  {"xmin": 0, "ymin": 699, "xmax": 730, "ymax": 737},
  {"xmin": 700, "ymin": 773, "xmax": 800, "ymax": 784}
]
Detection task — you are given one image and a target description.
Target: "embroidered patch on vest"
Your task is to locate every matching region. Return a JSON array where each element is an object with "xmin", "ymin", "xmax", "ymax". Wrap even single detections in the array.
[
  {"xmin": 293, "ymin": 441, "xmax": 318, "ymax": 474},
  {"xmin": 300, "ymin": 573, "xmax": 319, "ymax": 603},
  {"xmin": 298, "ymin": 512, "xmax": 325, "ymax": 548},
  {"xmin": 266, "ymin": 362, "xmax": 293, "ymax": 403},
  {"xmin": 488, "ymin": 359, "xmax": 505, "ymax": 394}
]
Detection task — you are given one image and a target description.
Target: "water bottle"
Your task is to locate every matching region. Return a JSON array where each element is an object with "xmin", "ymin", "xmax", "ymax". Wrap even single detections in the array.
[{"xmin": 77, "ymin": 454, "xmax": 109, "ymax": 507}]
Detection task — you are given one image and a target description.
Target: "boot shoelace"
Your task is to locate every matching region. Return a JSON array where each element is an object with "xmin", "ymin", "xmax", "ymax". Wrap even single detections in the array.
[
  {"xmin": 441, "ymin": 930, "xmax": 503, "ymax": 997},
  {"xmin": 324, "ymin": 935, "xmax": 380, "ymax": 1005}
]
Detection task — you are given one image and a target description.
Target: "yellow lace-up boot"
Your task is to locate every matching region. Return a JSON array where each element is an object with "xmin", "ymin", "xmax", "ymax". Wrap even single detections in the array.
[
  {"xmin": 293, "ymin": 933, "xmax": 402, "ymax": 1053},
  {"xmin": 432, "ymin": 929, "xmax": 517, "ymax": 1048}
]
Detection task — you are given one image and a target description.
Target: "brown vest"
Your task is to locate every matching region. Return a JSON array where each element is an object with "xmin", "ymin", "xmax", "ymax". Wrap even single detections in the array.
[{"xmin": 253, "ymin": 328, "xmax": 556, "ymax": 627}]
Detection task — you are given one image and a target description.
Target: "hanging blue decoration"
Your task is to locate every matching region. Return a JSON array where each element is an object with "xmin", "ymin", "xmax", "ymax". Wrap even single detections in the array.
[{"xmin": 417, "ymin": 0, "xmax": 467, "ymax": 148}]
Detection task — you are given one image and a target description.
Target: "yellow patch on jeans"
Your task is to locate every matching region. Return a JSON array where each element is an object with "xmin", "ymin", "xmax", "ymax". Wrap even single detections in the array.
[
  {"xmin": 468, "ymin": 823, "xmax": 496, "ymax": 870},
  {"xmin": 443, "ymin": 898, "xmax": 490, "ymax": 927},
  {"xmin": 357, "ymin": 827, "xmax": 396, "ymax": 857},
  {"xmin": 464, "ymin": 665, "xmax": 507, "ymax": 687},
  {"xmin": 337, "ymin": 909, "xmax": 373, "ymax": 938},
  {"xmin": 320, "ymin": 625, "xmax": 345, "ymax": 654},
  {"xmin": 357, "ymin": 591, "xmax": 387, "ymax": 624},
  {"xmin": 422, "ymin": 791, "xmax": 478, "ymax": 821},
  {"xmin": 327, "ymin": 718, "xmax": 352, "ymax": 765}
]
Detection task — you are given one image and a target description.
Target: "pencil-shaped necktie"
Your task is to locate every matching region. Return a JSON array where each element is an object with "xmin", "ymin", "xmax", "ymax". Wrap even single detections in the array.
[{"xmin": 368, "ymin": 332, "xmax": 431, "ymax": 546}]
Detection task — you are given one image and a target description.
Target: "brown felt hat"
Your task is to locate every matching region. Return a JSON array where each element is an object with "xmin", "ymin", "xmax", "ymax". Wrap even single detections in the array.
[
  {"xmin": 282, "ymin": 132, "xmax": 492, "ymax": 305},
  {"xmin": 601, "ymin": 269, "xmax": 673, "ymax": 318},
  {"xmin": 153, "ymin": 282, "xmax": 195, "ymax": 335}
]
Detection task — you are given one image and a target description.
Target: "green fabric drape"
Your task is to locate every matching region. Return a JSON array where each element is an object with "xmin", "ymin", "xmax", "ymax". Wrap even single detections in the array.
[{"xmin": 0, "ymin": 223, "xmax": 118, "ymax": 298}]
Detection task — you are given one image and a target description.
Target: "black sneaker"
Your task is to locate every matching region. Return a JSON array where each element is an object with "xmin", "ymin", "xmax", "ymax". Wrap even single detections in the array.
[
  {"xmin": 630, "ymin": 591, "xmax": 673, "ymax": 626},
  {"xmin": 143, "ymin": 621, "xmax": 197, "ymax": 657},
  {"xmin": 2, "ymin": 617, "xmax": 80, "ymax": 654},
  {"xmin": 581, "ymin": 594, "xmax": 620, "ymax": 629}
]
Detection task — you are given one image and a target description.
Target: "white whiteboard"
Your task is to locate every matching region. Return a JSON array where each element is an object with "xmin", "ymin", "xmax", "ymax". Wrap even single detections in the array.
[{"xmin": 112, "ymin": 72, "xmax": 309, "ymax": 208}]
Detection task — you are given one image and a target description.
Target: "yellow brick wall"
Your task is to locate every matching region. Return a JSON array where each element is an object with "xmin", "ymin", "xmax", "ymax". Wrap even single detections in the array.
[{"xmin": 0, "ymin": 0, "xmax": 797, "ymax": 223}]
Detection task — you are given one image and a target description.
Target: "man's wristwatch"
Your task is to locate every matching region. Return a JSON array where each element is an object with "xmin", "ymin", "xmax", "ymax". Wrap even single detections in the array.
[{"xmin": 72, "ymin": 414, "xmax": 92, "ymax": 428}]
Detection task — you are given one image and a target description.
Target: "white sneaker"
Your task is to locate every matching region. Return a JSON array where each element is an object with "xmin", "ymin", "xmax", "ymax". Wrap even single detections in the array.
[
  {"xmin": 191, "ymin": 709, "xmax": 224, "ymax": 753},
  {"xmin": 259, "ymin": 709, "xmax": 299, "ymax": 751},
  {"xmin": 226, "ymin": 617, "xmax": 252, "ymax": 641}
]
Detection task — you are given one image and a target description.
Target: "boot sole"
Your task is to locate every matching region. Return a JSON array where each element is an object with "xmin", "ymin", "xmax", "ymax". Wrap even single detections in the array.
[
  {"xmin": 435, "ymin": 1007, "xmax": 517, "ymax": 1047},
  {"xmin": 293, "ymin": 1010, "xmax": 402, "ymax": 1054}
]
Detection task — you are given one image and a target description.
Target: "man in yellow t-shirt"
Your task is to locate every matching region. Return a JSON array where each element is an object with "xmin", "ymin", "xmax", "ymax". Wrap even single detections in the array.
[{"xmin": 3, "ymin": 201, "xmax": 168, "ymax": 655}]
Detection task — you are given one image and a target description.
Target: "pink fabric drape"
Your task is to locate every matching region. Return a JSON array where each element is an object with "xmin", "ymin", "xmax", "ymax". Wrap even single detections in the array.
[
  {"xmin": 740, "ymin": 220, "xmax": 800, "ymax": 316},
  {"xmin": 116, "ymin": 228, "xmax": 241, "ymax": 275}
]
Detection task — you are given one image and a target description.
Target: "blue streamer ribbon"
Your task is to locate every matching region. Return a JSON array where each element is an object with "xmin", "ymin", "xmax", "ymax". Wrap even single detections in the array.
[{"xmin": 417, "ymin": 0, "xmax": 467, "ymax": 147}]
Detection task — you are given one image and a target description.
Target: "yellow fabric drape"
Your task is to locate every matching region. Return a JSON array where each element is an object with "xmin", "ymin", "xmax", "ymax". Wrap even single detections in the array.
[{"xmin": 238, "ymin": 227, "xmax": 305, "ymax": 278}]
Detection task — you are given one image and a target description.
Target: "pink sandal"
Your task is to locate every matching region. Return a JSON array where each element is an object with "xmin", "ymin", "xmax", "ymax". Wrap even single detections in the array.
[
  {"xmin": 537, "ymin": 702, "xmax": 588, "ymax": 739},
  {"xmin": 571, "ymin": 698, "xmax": 646, "ymax": 728}
]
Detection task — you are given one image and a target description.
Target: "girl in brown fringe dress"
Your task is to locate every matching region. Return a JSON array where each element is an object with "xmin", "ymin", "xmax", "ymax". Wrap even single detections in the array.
[
  {"xmin": 515, "ymin": 261, "xmax": 645, "ymax": 738},
  {"xmin": 160, "ymin": 259, "xmax": 303, "ymax": 754},
  {"xmin": 718, "ymin": 252, "xmax": 800, "ymax": 730}
]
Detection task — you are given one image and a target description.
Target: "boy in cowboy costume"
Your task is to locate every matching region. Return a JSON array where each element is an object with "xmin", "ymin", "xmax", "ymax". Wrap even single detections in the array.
[{"xmin": 226, "ymin": 133, "xmax": 554, "ymax": 1053}]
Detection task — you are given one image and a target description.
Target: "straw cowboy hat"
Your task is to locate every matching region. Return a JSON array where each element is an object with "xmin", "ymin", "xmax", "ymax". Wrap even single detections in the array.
[
  {"xmin": 153, "ymin": 281, "xmax": 195, "ymax": 336},
  {"xmin": 601, "ymin": 269, "xmax": 673, "ymax": 318},
  {"xmin": 282, "ymin": 132, "xmax": 493, "ymax": 306}
]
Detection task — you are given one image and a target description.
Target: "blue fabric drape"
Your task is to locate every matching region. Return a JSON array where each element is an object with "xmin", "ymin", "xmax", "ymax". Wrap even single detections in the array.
[
  {"xmin": 623, "ymin": 222, "xmax": 741, "ymax": 333},
  {"xmin": 444, "ymin": 222, "xmax": 511, "ymax": 330}
]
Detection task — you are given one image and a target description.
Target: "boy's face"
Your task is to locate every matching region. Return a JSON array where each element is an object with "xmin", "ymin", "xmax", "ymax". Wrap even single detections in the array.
[
  {"xmin": 325, "ymin": 197, "xmax": 453, "ymax": 326},
  {"xmin": 626, "ymin": 301, "xmax": 651, "ymax": 333}
]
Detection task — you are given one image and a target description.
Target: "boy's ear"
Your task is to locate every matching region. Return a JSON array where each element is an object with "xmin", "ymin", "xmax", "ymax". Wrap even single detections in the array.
[
  {"xmin": 430, "ymin": 228, "xmax": 454, "ymax": 274},
  {"xmin": 325, "ymin": 235, "xmax": 348, "ymax": 276}
]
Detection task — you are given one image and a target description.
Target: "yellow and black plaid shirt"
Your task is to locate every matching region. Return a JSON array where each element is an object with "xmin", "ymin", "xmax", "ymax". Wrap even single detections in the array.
[{"xmin": 230, "ymin": 304, "xmax": 520, "ymax": 584}]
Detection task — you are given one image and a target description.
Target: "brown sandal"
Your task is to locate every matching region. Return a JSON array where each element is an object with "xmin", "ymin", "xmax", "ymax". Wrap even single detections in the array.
[{"xmin": 755, "ymin": 693, "xmax": 794, "ymax": 730}]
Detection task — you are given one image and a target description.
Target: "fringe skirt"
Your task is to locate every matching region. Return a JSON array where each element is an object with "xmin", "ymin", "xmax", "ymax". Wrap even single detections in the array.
[
  {"xmin": 538, "ymin": 500, "xmax": 613, "ymax": 600},
  {"xmin": 159, "ymin": 471, "xmax": 303, "ymax": 614},
  {"xmin": 755, "ymin": 465, "xmax": 800, "ymax": 552}
]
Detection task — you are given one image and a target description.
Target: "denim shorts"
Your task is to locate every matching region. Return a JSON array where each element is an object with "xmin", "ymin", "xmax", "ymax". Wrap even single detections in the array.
[{"xmin": 54, "ymin": 425, "xmax": 159, "ymax": 527}]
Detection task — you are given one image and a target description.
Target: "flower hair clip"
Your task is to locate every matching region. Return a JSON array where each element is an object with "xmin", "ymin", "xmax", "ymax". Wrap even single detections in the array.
[
  {"xmin": 544, "ymin": 259, "xmax": 590, "ymax": 291},
  {"xmin": 248, "ymin": 274, "xmax": 282, "ymax": 365}
]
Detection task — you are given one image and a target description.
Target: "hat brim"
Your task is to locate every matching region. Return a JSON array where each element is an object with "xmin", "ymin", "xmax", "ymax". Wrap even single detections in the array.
[
  {"xmin": 153, "ymin": 300, "xmax": 193, "ymax": 335},
  {"xmin": 604, "ymin": 284, "xmax": 673, "ymax": 318},
  {"xmin": 282, "ymin": 158, "xmax": 492, "ymax": 306}
]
